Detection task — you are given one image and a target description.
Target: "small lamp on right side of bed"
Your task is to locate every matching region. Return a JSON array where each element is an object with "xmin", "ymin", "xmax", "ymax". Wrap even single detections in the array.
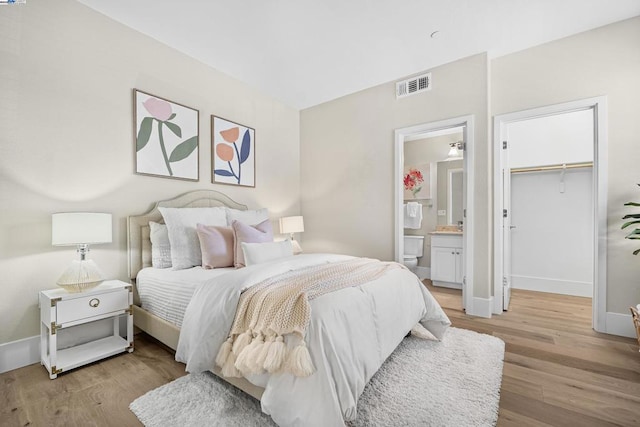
[{"xmin": 279, "ymin": 215, "xmax": 304, "ymax": 254}]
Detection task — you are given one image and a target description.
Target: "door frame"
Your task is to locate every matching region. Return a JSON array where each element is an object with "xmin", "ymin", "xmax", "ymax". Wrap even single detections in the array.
[
  {"xmin": 492, "ymin": 96, "xmax": 608, "ymax": 332},
  {"xmin": 394, "ymin": 115, "xmax": 475, "ymax": 314}
]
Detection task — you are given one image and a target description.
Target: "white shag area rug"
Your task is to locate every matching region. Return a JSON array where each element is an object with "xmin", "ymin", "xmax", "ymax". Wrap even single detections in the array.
[{"xmin": 130, "ymin": 327, "xmax": 504, "ymax": 427}]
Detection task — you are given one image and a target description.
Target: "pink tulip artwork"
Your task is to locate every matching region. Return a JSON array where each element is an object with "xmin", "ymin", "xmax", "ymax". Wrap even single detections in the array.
[
  {"xmin": 212, "ymin": 116, "xmax": 255, "ymax": 187},
  {"xmin": 134, "ymin": 90, "xmax": 199, "ymax": 180}
]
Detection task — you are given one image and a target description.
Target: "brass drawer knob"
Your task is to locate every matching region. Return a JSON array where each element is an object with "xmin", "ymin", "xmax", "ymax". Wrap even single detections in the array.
[{"xmin": 89, "ymin": 298, "xmax": 100, "ymax": 308}]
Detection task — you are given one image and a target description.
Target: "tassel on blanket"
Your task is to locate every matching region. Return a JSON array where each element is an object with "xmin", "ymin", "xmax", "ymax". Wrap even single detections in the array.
[
  {"xmin": 235, "ymin": 333, "xmax": 264, "ymax": 374},
  {"xmin": 215, "ymin": 337, "xmax": 233, "ymax": 368},
  {"xmin": 232, "ymin": 330, "xmax": 253, "ymax": 355},
  {"xmin": 221, "ymin": 350, "xmax": 242, "ymax": 378},
  {"xmin": 263, "ymin": 335, "xmax": 287, "ymax": 373},
  {"xmin": 254, "ymin": 335, "xmax": 274, "ymax": 370},
  {"xmin": 286, "ymin": 339, "xmax": 315, "ymax": 377}
]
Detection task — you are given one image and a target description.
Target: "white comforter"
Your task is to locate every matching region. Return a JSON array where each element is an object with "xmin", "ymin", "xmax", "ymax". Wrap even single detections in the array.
[{"xmin": 176, "ymin": 254, "xmax": 451, "ymax": 427}]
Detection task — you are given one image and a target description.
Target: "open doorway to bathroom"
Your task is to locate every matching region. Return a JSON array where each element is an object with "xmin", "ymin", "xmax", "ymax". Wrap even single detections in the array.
[{"xmin": 395, "ymin": 116, "xmax": 475, "ymax": 314}]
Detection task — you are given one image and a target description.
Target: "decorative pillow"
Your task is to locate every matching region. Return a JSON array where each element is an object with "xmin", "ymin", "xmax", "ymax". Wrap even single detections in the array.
[
  {"xmin": 242, "ymin": 240, "xmax": 293, "ymax": 267},
  {"xmin": 149, "ymin": 221, "xmax": 172, "ymax": 269},
  {"xmin": 231, "ymin": 219, "xmax": 274, "ymax": 268},
  {"xmin": 226, "ymin": 208, "xmax": 269, "ymax": 226},
  {"xmin": 159, "ymin": 207, "xmax": 227, "ymax": 270},
  {"xmin": 196, "ymin": 223, "xmax": 234, "ymax": 269}
]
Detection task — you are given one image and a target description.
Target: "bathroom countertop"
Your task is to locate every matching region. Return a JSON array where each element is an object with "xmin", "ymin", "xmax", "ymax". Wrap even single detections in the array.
[{"xmin": 428, "ymin": 230, "xmax": 463, "ymax": 235}]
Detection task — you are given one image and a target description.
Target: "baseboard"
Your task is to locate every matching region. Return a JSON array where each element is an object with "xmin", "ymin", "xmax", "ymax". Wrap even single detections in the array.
[
  {"xmin": 0, "ymin": 335, "xmax": 40, "ymax": 374},
  {"xmin": 605, "ymin": 311, "xmax": 636, "ymax": 338},
  {"xmin": 432, "ymin": 281, "xmax": 462, "ymax": 290},
  {"xmin": 467, "ymin": 297, "xmax": 492, "ymax": 318},
  {"xmin": 415, "ymin": 267, "xmax": 430, "ymax": 280},
  {"xmin": 512, "ymin": 275, "xmax": 592, "ymax": 297}
]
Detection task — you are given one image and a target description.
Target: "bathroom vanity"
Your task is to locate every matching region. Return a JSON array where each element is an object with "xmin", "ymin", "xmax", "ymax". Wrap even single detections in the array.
[{"xmin": 430, "ymin": 232, "xmax": 463, "ymax": 289}]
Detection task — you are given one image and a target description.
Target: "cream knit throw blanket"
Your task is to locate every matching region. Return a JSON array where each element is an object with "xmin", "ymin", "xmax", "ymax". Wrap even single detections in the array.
[{"xmin": 216, "ymin": 258, "xmax": 404, "ymax": 378}]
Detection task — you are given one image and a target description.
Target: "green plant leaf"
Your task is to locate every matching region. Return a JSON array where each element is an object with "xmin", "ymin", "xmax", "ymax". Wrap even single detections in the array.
[
  {"xmin": 622, "ymin": 220, "xmax": 640, "ymax": 229},
  {"xmin": 624, "ymin": 202, "xmax": 640, "ymax": 206},
  {"xmin": 622, "ymin": 213, "xmax": 640, "ymax": 220},
  {"xmin": 164, "ymin": 121, "xmax": 182, "ymax": 138},
  {"xmin": 136, "ymin": 117, "xmax": 154, "ymax": 151},
  {"xmin": 169, "ymin": 136, "xmax": 198, "ymax": 162},
  {"xmin": 633, "ymin": 248, "xmax": 640, "ymax": 255},
  {"xmin": 625, "ymin": 229, "xmax": 640, "ymax": 238},
  {"xmin": 168, "ymin": 113, "xmax": 176, "ymax": 120}
]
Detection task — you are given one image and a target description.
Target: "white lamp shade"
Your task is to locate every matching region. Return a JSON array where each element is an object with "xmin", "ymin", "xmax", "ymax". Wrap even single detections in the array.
[
  {"xmin": 279, "ymin": 216, "xmax": 304, "ymax": 234},
  {"xmin": 52, "ymin": 212, "xmax": 113, "ymax": 246}
]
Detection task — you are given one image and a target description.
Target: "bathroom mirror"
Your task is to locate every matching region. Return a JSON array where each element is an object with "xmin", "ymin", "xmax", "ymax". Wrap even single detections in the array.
[
  {"xmin": 436, "ymin": 159, "xmax": 463, "ymax": 225},
  {"xmin": 448, "ymin": 169, "xmax": 463, "ymax": 225}
]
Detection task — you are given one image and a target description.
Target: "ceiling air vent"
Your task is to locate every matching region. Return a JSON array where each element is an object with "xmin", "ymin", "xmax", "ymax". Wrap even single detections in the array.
[{"xmin": 396, "ymin": 73, "xmax": 432, "ymax": 99}]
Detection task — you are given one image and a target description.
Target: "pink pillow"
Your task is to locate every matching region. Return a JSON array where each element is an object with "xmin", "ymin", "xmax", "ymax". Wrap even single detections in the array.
[
  {"xmin": 231, "ymin": 219, "xmax": 273, "ymax": 268},
  {"xmin": 196, "ymin": 223, "xmax": 234, "ymax": 268}
]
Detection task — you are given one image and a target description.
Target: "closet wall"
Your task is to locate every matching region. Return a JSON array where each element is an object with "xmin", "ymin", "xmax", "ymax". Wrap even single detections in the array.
[{"xmin": 508, "ymin": 110, "xmax": 594, "ymax": 297}]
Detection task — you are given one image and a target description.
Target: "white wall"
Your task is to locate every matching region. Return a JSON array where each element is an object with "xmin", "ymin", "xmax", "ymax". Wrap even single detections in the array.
[
  {"xmin": 492, "ymin": 15, "xmax": 640, "ymax": 314},
  {"xmin": 507, "ymin": 109, "xmax": 594, "ymax": 168},
  {"xmin": 508, "ymin": 110, "xmax": 594, "ymax": 297},
  {"xmin": 0, "ymin": 0, "xmax": 300, "ymax": 344},
  {"xmin": 511, "ymin": 169, "xmax": 594, "ymax": 296},
  {"xmin": 301, "ymin": 53, "xmax": 492, "ymax": 301}
]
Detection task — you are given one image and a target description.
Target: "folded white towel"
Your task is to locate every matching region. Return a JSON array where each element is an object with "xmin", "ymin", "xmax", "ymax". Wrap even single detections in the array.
[
  {"xmin": 404, "ymin": 203, "xmax": 423, "ymax": 229},
  {"xmin": 406, "ymin": 202, "xmax": 420, "ymax": 218}
]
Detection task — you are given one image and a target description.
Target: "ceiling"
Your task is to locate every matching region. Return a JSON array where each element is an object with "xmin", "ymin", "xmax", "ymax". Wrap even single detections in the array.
[{"xmin": 76, "ymin": 0, "xmax": 640, "ymax": 110}]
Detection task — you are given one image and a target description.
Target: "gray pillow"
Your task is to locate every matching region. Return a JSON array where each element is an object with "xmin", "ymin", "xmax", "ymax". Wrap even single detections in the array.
[
  {"xmin": 159, "ymin": 207, "xmax": 228, "ymax": 270},
  {"xmin": 149, "ymin": 221, "xmax": 172, "ymax": 269}
]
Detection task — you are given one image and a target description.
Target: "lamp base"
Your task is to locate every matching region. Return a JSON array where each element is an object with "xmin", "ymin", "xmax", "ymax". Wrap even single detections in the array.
[
  {"xmin": 56, "ymin": 259, "xmax": 104, "ymax": 293},
  {"xmin": 291, "ymin": 239, "xmax": 303, "ymax": 255}
]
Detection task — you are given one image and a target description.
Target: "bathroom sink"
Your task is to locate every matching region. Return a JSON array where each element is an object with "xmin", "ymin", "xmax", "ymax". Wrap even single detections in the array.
[{"xmin": 430, "ymin": 225, "xmax": 463, "ymax": 235}]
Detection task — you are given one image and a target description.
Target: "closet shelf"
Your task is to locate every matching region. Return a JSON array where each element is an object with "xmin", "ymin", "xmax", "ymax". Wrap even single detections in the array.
[{"xmin": 511, "ymin": 161, "xmax": 593, "ymax": 174}]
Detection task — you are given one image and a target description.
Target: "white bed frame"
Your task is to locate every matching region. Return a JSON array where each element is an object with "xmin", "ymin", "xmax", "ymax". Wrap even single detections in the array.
[{"xmin": 127, "ymin": 189, "xmax": 264, "ymax": 399}]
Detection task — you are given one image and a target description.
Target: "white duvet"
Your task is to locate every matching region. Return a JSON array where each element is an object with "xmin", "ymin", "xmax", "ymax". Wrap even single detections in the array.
[{"xmin": 176, "ymin": 254, "xmax": 451, "ymax": 427}]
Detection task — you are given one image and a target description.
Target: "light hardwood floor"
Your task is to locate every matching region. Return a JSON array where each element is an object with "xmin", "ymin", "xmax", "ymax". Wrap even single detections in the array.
[
  {"xmin": 424, "ymin": 281, "xmax": 640, "ymax": 427},
  {"xmin": 1, "ymin": 284, "xmax": 639, "ymax": 426}
]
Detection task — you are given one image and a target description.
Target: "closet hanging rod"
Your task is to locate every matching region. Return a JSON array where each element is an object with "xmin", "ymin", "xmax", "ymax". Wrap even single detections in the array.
[{"xmin": 510, "ymin": 161, "xmax": 593, "ymax": 174}]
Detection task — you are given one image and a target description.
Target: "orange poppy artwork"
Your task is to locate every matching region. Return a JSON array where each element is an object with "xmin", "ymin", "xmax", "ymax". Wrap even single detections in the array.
[{"xmin": 211, "ymin": 116, "xmax": 255, "ymax": 187}]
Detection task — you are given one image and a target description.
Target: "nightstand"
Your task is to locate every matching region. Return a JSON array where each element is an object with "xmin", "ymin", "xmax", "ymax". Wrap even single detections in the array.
[{"xmin": 39, "ymin": 280, "xmax": 134, "ymax": 379}]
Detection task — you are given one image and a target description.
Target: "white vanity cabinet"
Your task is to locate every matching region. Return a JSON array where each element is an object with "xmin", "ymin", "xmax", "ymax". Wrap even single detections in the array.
[{"xmin": 430, "ymin": 233, "xmax": 463, "ymax": 289}]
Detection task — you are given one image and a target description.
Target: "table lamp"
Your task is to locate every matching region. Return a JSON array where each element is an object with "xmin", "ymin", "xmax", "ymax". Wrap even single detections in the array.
[
  {"xmin": 52, "ymin": 212, "xmax": 112, "ymax": 292},
  {"xmin": 279, "ymin": 215, "xmax": 304, "ymax": 254}
]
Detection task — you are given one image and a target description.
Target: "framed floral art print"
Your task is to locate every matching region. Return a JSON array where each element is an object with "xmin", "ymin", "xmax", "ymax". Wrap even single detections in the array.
[
  {"xmin": 134, "ymin": 89, "xmax": 199, "ymax": 181},
  {"xmin": 211, "ymin": 116, "xmax": 255, "ymax": 187},
  {"xmin": 403, "ymin": 163, "xmax": 432, "ymax": 200}
]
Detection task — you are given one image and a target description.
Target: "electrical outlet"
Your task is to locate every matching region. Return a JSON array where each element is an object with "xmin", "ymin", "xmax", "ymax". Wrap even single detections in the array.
[{"xmin": 437, "ymin": 210, "xmax": 447, "ymax": 216}]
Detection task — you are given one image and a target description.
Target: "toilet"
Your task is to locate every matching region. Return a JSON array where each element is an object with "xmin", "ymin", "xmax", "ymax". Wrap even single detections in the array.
[{"xmin": 403, "ymin": 235, "xmax": 424, "ymax": 273}]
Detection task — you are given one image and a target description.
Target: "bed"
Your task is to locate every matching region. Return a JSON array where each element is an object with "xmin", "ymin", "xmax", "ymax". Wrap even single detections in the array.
[{"xmin": 127, "ymin": 190, "xmax": 451, "ymax": 426}]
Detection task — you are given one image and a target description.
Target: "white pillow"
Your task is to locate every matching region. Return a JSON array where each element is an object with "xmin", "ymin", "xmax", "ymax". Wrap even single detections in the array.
[
  {"xmin": 241, "ymin": 240, "xmax": 293, "ymax": 267},
  {"xmin": 149, "ymin": 221, "xmax": 171, "ymax": 269},
  {"xmin": 226, "ymin": 208, "xmax": 269, "ymax": 226},
  {"xmin": 159, "ymin": 207, "xmax": 227, "ymax": 270}
]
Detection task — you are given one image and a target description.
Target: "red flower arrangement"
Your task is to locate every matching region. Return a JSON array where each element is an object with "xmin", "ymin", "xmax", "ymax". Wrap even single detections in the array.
[{"xmin": 404, "ymin": 168, "xmax": 424, "ymax": 197}]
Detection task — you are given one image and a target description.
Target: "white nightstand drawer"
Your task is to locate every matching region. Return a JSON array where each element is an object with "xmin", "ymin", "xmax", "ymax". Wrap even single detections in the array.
[{"xmin": 56, "ymin": 290, "xmax": 129, "ymax": 324}]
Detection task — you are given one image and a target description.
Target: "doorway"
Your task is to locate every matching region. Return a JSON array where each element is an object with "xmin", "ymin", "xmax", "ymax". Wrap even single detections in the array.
[
  {"xmin": 493, "ymin": 97, "xmax": 608, "ymax": 332},
  {"xmin": 394, "ymin": 115, "xmax": 475, "ymax": 314}
]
